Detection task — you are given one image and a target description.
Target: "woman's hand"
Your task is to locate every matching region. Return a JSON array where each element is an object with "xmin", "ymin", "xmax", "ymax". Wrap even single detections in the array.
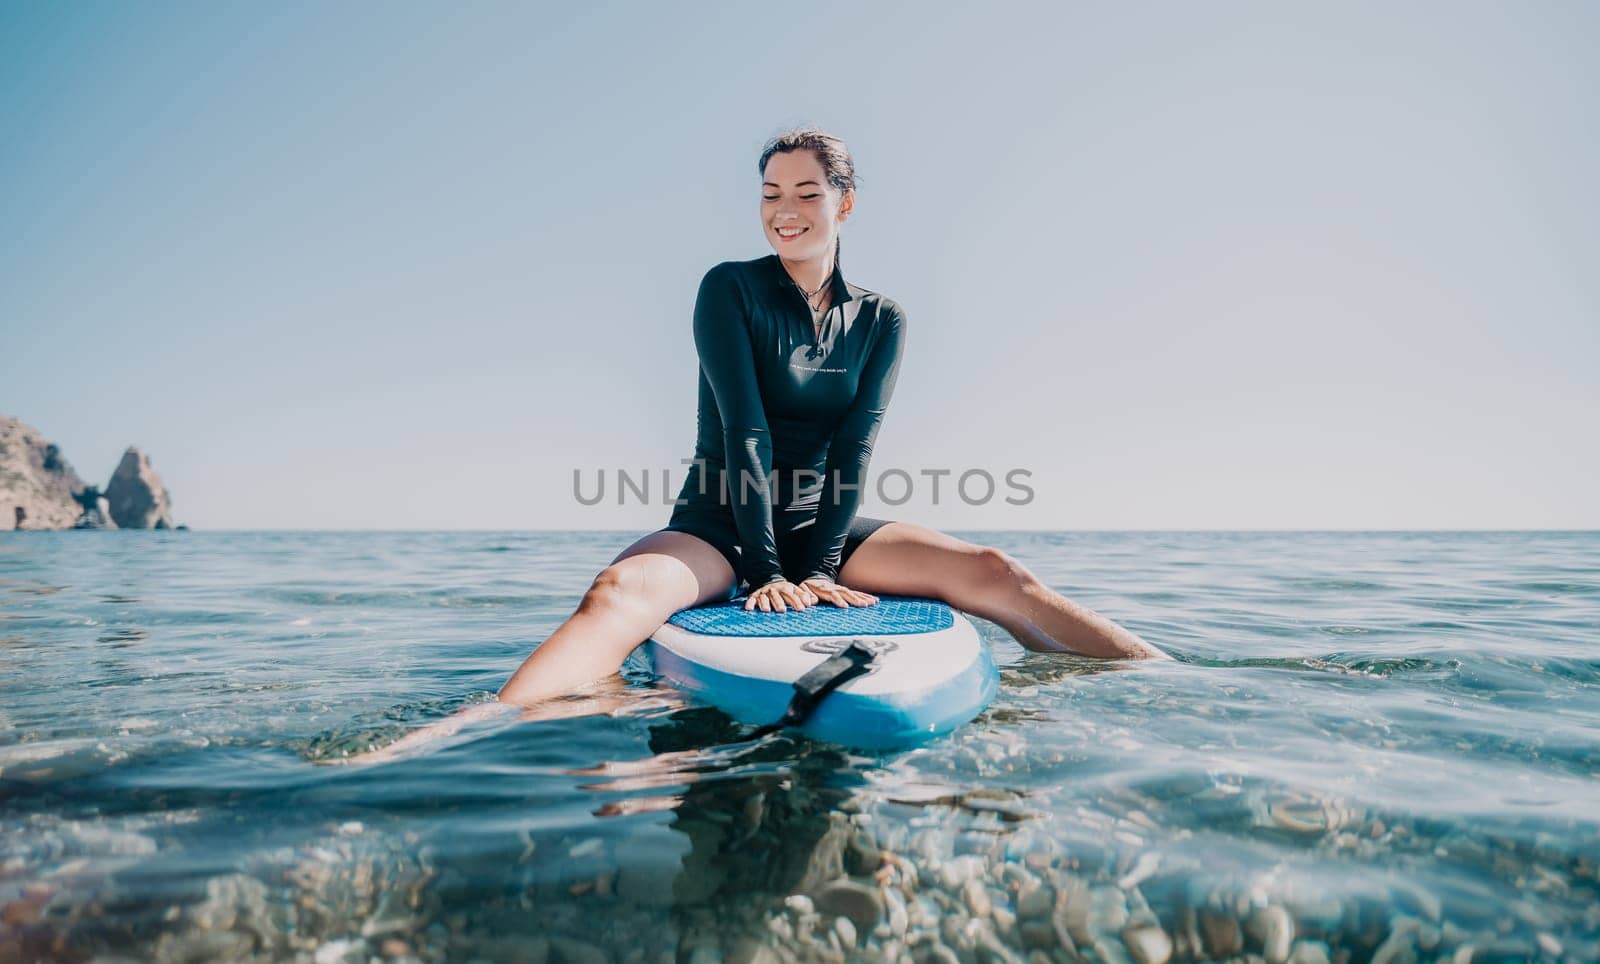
[
  {"xmin": 800, "ymin": 576, "xmax": 879, "ymax": 608},
  {"xmin": 744, "ymin": 579, "xmax": 818, "ymax": 612}
]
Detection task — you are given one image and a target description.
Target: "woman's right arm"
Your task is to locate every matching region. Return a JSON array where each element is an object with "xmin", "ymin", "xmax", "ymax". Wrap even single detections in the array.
[{"xmin": 692, "ymin": 263, "xmax": 786, "ymax": 588}]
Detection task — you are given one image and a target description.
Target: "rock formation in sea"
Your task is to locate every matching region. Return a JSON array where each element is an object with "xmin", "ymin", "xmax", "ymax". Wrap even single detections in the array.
[
  {"xmin": 1, "ymin": 414, "xmax": 183, "ymax": 531},
  {"xmin": 1, "ymin": 416, "xmax": 91, "ymax": 529},
  {"xmin": 106, "ymin": 447, "xmax": 176, "ymax": 529}
]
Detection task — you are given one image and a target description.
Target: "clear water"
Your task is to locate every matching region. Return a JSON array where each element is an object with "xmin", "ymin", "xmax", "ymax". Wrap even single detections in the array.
[{"xmin": 2, "ymin": 531, "xmax": 1596, "ymax": 963}]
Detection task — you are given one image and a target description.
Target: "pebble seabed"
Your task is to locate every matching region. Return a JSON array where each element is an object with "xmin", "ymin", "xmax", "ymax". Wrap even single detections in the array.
[{"xmin": 3, "ymin": 746, "xmax": 1596, "ymax": 964}]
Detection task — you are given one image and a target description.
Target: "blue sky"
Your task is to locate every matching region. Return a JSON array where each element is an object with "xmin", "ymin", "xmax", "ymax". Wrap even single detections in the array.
[{"xmin": 3, "ymin": 1, "xmax": 1595, "ymax": 530}]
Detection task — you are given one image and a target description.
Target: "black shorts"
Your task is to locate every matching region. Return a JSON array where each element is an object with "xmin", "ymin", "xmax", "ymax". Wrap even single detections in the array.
[{"xmin": 660, "ymin": 501, "xmax": 894, "ymax": 595}]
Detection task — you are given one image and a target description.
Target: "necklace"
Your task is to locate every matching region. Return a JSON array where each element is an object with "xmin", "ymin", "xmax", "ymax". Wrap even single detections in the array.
[{"xmin": 784, "ymin": 259, "xmax": 833, "ymax": 330}]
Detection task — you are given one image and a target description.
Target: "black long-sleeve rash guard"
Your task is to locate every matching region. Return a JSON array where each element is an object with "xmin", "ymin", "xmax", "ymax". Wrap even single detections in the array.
[{"xmin": 685, "ymin": 253, "xmax": 905, "ymax": 588}]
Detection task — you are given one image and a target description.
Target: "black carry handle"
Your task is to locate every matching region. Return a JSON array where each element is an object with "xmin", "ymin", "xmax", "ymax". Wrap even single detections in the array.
[{"xmin": 745, "ymin": 641, "xmax": 878, "ymax": 741}]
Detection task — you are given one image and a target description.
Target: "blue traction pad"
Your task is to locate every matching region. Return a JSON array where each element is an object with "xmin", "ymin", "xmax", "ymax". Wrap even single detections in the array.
[{"xmin": 665, "ymin": 594, "xmax": 954, "ymax": 637}]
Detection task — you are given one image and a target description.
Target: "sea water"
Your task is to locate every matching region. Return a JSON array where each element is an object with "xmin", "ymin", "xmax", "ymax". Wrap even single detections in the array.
[{"xmin": 1, "ymin": 530, "xmax": 1596, "ymax": 962}]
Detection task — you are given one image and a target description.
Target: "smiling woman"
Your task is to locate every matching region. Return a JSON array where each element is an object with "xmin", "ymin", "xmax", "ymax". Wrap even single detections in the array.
[
  {"xmin": 650, "ymin": 131, "xmax": 905, "ymax": 610},
  {"xmin": 492, "ymin": 128, "xmax": 1162, "ymax": 714}
]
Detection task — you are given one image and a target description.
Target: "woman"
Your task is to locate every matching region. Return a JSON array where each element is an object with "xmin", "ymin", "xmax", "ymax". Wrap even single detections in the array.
[{"xmin": 497, "ymin": 129, "xmax": 1166, "ymax": 711}]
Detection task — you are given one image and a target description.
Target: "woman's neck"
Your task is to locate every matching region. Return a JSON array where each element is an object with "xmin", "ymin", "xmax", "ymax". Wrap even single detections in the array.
[{"xmin": 778, "ymin": 253, "xmax": 833, "ymax": 295}]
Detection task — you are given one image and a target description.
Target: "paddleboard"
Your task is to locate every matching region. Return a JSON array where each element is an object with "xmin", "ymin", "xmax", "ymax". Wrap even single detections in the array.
[{"xmin": 645, "ymin": 594, "xmax": 998, "ymax": 749}]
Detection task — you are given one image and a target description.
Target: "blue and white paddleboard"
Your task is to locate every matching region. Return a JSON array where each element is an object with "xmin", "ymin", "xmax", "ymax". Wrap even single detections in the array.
[{"xmin": 645, "ymin": 594, "xmax": 998, "ymax": 749}]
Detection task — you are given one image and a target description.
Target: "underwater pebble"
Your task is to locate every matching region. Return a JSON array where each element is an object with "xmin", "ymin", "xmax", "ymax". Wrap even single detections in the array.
[
  {"xmin": 1371, "ymin": 919, "xmax": 1418, "ymax": 964},
  {"xmin": 1469, "ymin": 941, "xmax": 1536, "ymax": 963},
  {"xmin": 834, "ymin": 916, "xmax": 857, "ymax": 950},
  {"xmin": 992, "ymin": 904, "xmax": 1016, "ymax": 938},
  {"xmin": 1122, "ymin": 924, "xmax": 1172, "ymax": 964},
  {"xmin": 189, "ymin": 873, "xmax": 271, "ymax": 934},
  {"xmin": 1058, "ymin": 877, "xmax": 1092, "ymax": 948},
  {"xmin": 1018, "ymin": 920, "xmax": 1055, "ymax": 950},
  {"xmin": 1288, "ymin": 940, "xmax": 1332, "ymax": 964},
  {"xmin": 1016, "ymin": 883, "xmax": 1052, "ymax": 920},
  {"xmin": 1092, "ymin": 935, "xmax": 1135, "ymax": 964},
  {"xmin": 962, "ymin": 877, "xmax": 991, "ymax": 918},
  {"xmin": 814, "ymin": 878, "xmax": 884, "ymax": 929},
  {"xmin": 886, "ymin": 888, "xmax": 909, "ymax": 938},
  {"xmin": 914, "ymin": 942, "xmax": 960, "ymax": 964},
  {"xmin": 313, "ymin": 938, "xmax": 364, "ymax": 964},
  {"xmin": 1246, "ymin": 905, "xmax": 1294, "ymax": 964},
  {"xmin": 1088, "ymin": 886, "xmax": 1129, "ymax": 938},
  {"xmin": 934, "ymin": 858, "xmax": 972, "ymax": 883},
  {"xmin": 568, "ymin": 838, "xmax": 605, "ymax": 859},
  {"xmin": 978, "ymin": 928, "xmax": 1027, "ymax": 964}
]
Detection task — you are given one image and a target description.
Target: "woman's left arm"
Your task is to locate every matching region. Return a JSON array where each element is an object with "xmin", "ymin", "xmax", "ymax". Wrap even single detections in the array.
[{"xmin": 800, "ymin": 303, "xmax": 907, "ymax": 583}]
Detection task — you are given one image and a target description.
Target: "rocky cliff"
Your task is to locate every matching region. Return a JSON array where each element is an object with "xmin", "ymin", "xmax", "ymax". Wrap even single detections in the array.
[
  {"xmin": 1, "ymin": 416, "xmax": 90, "ymax": 529},
  {"xmin": 1, "ymin": 415, "xmax": 182, "ymax": 531}
]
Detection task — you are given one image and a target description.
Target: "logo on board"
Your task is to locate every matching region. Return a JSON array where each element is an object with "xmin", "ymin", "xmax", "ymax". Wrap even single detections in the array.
[{"xmin": 799, "ymin": 637, "xmax": 898, "ymax": 658}]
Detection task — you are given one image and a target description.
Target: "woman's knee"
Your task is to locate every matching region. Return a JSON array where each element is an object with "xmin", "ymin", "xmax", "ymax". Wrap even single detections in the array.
[
  {"xmin": 578, "ymin": 558, "xmax": 689, "ymax": 621},
  {"xmin": 579, "ymin": 563, "xmax": 653, "ymax": 617},
  {"xmin": 953, "ymin": 545, "xmax": 1039, "ymax": 606}
]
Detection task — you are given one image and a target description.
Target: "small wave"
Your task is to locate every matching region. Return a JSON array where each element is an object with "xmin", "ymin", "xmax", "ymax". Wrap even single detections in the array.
[{"xmin": 1180, "ymin": 653, "xmax": 1458, "ymax": 678}]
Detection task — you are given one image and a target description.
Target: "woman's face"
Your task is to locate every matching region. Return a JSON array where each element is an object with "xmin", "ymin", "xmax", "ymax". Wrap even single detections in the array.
[{"xmin": 761, "ymin": 150, "xmax": 851, "ymax": 262}]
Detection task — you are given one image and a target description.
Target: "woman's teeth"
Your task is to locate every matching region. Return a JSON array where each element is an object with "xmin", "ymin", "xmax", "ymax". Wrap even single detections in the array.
[{"xmin": 777, "ymin": 226, "xmax": 807, "ymax": 239}]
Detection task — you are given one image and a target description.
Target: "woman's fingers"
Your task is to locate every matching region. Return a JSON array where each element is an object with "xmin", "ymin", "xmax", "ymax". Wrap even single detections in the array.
[
  {"xmin": 786, "ymin": 584, "xmax": 817, "ymax": 610},
  {"xmin": 812, "ymin": 584, "xmax": 879, "ymax": 608},
  {"xmin": 744, "ymin": 582, "xmax": 815, "ymax": 612},
  {"xmin": 744, "ymin": 581, "xmax": 879, "ymax": 612}
]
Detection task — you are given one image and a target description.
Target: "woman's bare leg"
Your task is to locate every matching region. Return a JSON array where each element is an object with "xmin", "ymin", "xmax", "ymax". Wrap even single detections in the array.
[
  {"xmin": 498, "ymin": 529, "xmax": 737, "ymax": 704},
  {"xmin": 327, "ymin": 702, "xmax": 520, "ymax": 765},
  {"xmin": 331, "ymin": 531, "xmax": 736, "ymax": 764},
  {"xmin": 837, "ymin": 522, "xmax": 1169, "ymax": 660}
]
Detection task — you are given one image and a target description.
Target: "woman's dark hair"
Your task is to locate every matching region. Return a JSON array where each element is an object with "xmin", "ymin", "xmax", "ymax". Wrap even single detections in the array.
[{"xmin": 758, "ymin": 128, "xmax": 858, "ymax": 274}]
